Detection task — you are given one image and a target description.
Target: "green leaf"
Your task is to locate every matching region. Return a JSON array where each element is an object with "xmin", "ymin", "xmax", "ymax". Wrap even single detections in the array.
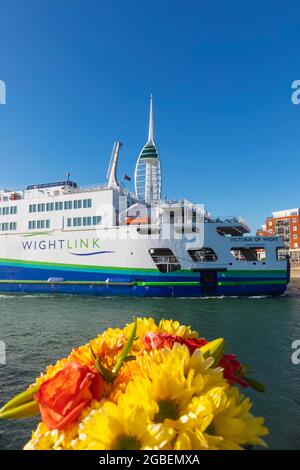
[
  {"xmin": 0, "ymin": 384, "xmax": 39, "ymax": 414},
  {"xmin": 112, "ymin": 318, "xmax": 137, "ymax": 375},
  {"xmin": 244, "ymin": 377, "xmax": 265, "ymax": 393},
  {"xmin": 0, "ymin": 400, "xmax": 39, "ymax": 420},
  {"xmin": 94, "ymin": 357, "xmax": 116, "ymax": 383}
]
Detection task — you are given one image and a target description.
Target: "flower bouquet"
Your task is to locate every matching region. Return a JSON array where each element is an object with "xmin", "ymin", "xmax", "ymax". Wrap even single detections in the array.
[{"xmin": 0, "ymin": 317, "xmax": 268, "ymax": 450}]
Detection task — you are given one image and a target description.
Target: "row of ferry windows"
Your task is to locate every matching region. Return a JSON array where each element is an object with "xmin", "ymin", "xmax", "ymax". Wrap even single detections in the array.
[
  {"xmin": 0, "ymin": 222, "xmax": 17, "ymax": 231},
  {"xmin": 28, "ymin": 199, "xmax": 92, "ymax": 213},
  {"xmin": 67, "ymin": 216, "xmax": 102, "ymax": 227},
  {"xmin": 28, "ymin": 220, "xmax": 50, "ymax": 230},
  {"xmin": 0, "ymin": 206, "xmax": 17, "ymax": 215}
]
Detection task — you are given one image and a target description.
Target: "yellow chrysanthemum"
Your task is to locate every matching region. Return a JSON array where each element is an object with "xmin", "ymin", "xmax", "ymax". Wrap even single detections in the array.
[
  {"xmin": 72, "ymin": 397, "xmax": 166, "ymax": 450},
  {"xmin": 136, "ymin": 343, "xmax": 224, "ymax": 395},
  {"xmin": 24, "ymin": 421, "xmax": 79, "ymax": 450},
  {"xmin": 157, "ymin": 319, "xmax": 199, "ymax": 338},
  {"xmin": 121, "ymin": 344, "xmax": 225, "ymax": 449},
  {"xmin": 202, "ymin": 386, "xmax": 269, "ymax": 449}
]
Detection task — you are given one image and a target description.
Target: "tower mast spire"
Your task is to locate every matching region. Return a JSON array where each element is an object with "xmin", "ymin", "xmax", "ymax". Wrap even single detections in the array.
[
  {"xmin": 134, "ymin": 95, "xmax": 162, "ymax": 202},
  {"xmin": 148, "ymin": 94, "xmax": 154, "ymax": 143}
]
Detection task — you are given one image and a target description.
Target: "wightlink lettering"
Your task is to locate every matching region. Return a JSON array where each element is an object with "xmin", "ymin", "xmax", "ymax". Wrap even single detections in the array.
[{"xmin": 21, "ymin": 238, "xmax": 101, "ymax": 251}]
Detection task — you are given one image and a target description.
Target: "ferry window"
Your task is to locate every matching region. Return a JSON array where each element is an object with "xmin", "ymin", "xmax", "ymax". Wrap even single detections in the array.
[
  {"xmin": 276, "ymin": 248, "xmax": 287, "ymax": 261},
  {"xmin": 73, "ymin": 200, "xmax": 82, "ymax": 209},
  {"xmin": 38, "ymin": 204, "xmax": 45, "ymax": 212},
  {"xmin": 46, "ymin": 203, "xmax": 54, "ymax": 211},
  {"xmin": 83, "ymin": 199, "xmax": 92, "ymax": 209},
  {"xmin": 64, "ymin": 201, "xmax": 72, "ymax": 210},
  {"xmin": 83, "ymin": 217, "xmax": 92, "ymax": 226},
  {"xmin": 29, "ymin": 204, "xmax": 36, "ymax": 213},
  {"xmin": 46, "ymin": 220, "xmax": 50, "ymax": 229},
  {"xmin": 3, "ymin": 207, "xmax": 9, "ymax": 215},
  {"xmin": 28, "ymin": 221, "xmax": 37, "ymax": 230},
  {"xmin": 93, "ymin": 216, "xmax": 101, "ymax": 225},
  {"xmin": 149, "ymin": 248, "xmax": 181, "ymax": 273},
  {"xmin": 10, "ymin": 206, "xmax": 17, "ymax": 215},
  {"xmin": 73, "ymin": 217, "xmax": 82, "ymax": 227},
  {"xmin": 10, "ymin": 222, "xmax": 16, "ymax": 230},
  {"xmin": 2, "ymin": 223, "xmax": 8, "ymax": 231},
  {"xmin": 231, "ymin": 247, "xmax": 265, "ymax": 261},
  {"xmin": 67, "ymin": 218, "xmax": 72, "ymax": 227},
  {"xmin": 188, "ymin": 248, "xmax": 218, "ymax": 262}
]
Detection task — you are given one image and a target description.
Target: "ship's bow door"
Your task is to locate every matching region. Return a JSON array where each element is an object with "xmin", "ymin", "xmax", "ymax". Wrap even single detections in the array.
[{"xmin": 200, "ymin": 271, "xmax": 218, "ymax": 296}]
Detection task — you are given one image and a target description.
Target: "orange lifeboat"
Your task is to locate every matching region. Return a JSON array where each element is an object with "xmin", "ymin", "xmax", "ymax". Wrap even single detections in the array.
[{"xmin": 125, "ymin": 216, "xmax": 150, "ymax": 225}]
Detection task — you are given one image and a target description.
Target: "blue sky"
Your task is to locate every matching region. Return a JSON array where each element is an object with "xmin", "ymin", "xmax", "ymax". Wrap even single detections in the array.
[{"xmin": 0, "ymin": 0, "xmax": 299, "ymax": 232}]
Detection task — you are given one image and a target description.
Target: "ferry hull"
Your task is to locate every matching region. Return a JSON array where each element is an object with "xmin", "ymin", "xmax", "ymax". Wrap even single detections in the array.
[{"xmin": 0, "ymin": 263, "xmax": 288, "ymax": 297}]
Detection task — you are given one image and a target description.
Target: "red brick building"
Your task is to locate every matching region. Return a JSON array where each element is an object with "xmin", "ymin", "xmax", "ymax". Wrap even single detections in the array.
[{"xmin": 257, "ymin": 208, "xmax": 300, "ymax": 262}]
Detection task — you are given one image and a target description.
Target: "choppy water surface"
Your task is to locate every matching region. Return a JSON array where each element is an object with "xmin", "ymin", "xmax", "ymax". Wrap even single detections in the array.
[{"xmin": 1, "ymin": 282, "xmax": 300, "ymax": 449}]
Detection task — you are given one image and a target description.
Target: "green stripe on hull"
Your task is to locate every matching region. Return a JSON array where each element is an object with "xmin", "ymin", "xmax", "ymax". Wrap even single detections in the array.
[
  {"xmin": 218, "ymin": 280, "xmax": 287, "ymax": 286},
  {"xmin": 0, "ymin": 258, "xmax": 287, "ymax": 278},
  {"xmin": 136, "ymin": 281, "xmax": 200, "ymax": 287},
  {"xmin": 0, "ymin": 280, "xmax": 200, "ymax": 287},
  {"xmin": 219, "ymin": 270, "xmax": 286, "ymax": 278}
]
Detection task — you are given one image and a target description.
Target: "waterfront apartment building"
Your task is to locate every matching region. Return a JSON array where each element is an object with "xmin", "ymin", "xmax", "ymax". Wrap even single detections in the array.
[{"xmin": 257, "ymin": 208, "xmax": 300, "ymax": 263}]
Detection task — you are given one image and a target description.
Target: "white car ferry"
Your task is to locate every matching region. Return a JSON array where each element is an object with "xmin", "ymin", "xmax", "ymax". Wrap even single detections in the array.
[{"xmin": 0, "ymin": 98, "xmax": 289, "ymax": 297}]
